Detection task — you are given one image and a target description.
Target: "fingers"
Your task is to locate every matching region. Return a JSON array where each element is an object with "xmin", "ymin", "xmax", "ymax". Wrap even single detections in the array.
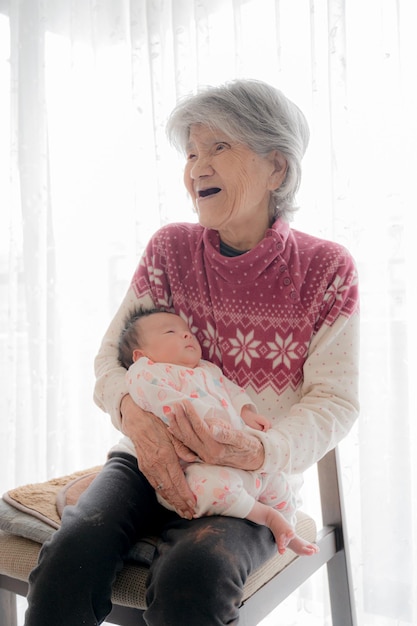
[
  {"xmin": 171, "ymin": 437, "xmax": 199, "ymax": 463},
  {"xmin": 169, "ymin": 401, "xmax": 207, "ymax": 443},
  {"xmin": 207, "ymin": 421, "xmax": 248, "ymax": 447},
  {"xmin": 168, "ymin": 402, "xmax": 265, "ymax": 471},
  {"xmin": 144, "ymin": 454, "xmax": 196, "ymax": 519},
  {"xmin": 154, "ymin": 460, "xmax": 196, "ymax": 520},
  {"xmin": 167, "ymin": 401, "xmax": 211, "ymax": 452},
  {"xmin": 121, "ymin": 405, "xmax": 195, "ymax": 519},
  {"xmin": 139, "ymin": 436, "xmax": 196, "ymax": 519},
  {"xmin": 212, "ymin": 425, "xmax": 262, "ymax": 454},
  {"xmin": 206, "ymin": 420, "xmax": 265, "ymax": 470}
]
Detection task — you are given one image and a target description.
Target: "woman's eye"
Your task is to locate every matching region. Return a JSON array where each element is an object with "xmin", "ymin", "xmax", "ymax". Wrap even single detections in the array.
[{"xmin": 215, "ymin": 141, "xmax": 231, "ymax": 153}]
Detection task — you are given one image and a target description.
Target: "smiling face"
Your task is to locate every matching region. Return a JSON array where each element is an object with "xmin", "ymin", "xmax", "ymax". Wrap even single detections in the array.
[
  {"xmin": 184, "ymin": 124, "xmax": 287, "ymax": 250},
  {"xmin": 132, "ymin": 312, "xmax": 202, "ymax": 368}
]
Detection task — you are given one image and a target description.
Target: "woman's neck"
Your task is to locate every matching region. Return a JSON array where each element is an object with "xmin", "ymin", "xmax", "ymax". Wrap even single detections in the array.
[
  {"xmin": 217, "ymin": 213, "xmax": 274, "ymax": 252},
  {"xmin": 219, "ymin": 240, "xmax": 248, "ymax": 257}
]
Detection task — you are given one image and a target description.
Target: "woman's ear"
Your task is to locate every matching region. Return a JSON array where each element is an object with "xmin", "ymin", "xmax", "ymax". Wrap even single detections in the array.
[{"xmin": 268, "ymin": 150, "xmax": 288, "ymax": 190}]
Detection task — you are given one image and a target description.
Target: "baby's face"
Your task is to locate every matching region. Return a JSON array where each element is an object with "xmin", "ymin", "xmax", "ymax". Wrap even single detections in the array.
[{"xmin": 135, "ymin": 313, "xmax": 202, "ymax": 368}]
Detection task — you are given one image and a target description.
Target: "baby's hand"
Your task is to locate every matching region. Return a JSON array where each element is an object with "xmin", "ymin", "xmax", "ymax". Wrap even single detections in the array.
[{"xmin": 241, "ymin": 406, "xmax": 271, "ymax": 431}]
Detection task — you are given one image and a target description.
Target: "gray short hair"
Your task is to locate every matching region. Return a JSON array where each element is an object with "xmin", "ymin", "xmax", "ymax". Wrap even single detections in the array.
[{"xmin": 166, "ymin": 79, "xmax": 309, "ymax": 221}]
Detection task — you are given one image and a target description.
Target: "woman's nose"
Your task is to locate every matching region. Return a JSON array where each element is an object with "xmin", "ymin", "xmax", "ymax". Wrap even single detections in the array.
[{"xmin": 190, "ymin": 155, "xmax": 213, "ymax": 178}]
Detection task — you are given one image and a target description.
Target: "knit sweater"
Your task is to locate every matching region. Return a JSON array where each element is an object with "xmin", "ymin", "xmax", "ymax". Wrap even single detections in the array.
[{"xmin": 94, "ymin": 218, "xmax": 359, "ymax": 477}]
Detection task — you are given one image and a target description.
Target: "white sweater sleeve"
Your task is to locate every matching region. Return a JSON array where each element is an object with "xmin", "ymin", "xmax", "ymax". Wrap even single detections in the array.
[{"xmin": 254, "ymin": 311, "xmax": 360, "ymax": 475}]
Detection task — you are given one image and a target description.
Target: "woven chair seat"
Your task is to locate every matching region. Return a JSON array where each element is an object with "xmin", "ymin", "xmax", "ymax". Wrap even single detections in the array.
[{"xmin": 0, "ymin": 511, "xmax": 315, "ymax": 611}]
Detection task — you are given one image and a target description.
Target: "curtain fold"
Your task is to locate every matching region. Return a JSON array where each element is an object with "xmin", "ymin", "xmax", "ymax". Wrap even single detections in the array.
[
  {"xmin": 17, "ymin": 0, "xmax": 53, "ymax": 478},
  {"xmin": 0, "ymin": 0, "xmax": 416, "ymax": 623}
]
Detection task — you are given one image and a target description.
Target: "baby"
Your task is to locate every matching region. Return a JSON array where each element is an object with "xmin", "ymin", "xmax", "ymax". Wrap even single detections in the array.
[{"xmin": 118, "ymin": 308, "xmax": 318, "ymax": 556}]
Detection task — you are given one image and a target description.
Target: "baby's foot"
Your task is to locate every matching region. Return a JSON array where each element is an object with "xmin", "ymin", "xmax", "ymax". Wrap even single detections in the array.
[
  {"xmin": 276, "ymin": 529, "xmax": 296, "ymax": 555},
  {"xmin": 288, "ymin": 535, "xmax": 320, "ymax": 556},
  {"xmin": 260, "ymin": 506, "xmax": 319, "ymax": 556}
]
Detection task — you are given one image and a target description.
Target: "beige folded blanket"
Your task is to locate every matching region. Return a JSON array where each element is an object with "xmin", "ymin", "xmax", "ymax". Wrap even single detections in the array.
[{"xmin": 3, "ymin": 467, "xmax": 102, "ymax": 529}]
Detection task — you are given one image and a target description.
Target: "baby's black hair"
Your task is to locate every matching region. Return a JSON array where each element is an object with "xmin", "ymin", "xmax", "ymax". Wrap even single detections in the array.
[{"xmin": 118, "ymin": 306, "xmax": 168, "ymax": 369}]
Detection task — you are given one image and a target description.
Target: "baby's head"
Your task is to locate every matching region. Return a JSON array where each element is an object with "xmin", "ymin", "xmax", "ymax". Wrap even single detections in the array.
[{"xmin": 118, "ymin": 308, "xmax": 202, "ymax": 369}]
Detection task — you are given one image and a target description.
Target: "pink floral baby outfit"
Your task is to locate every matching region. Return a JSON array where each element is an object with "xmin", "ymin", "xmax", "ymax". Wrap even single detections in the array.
[{"xmin": 126, "ymin": 357, "xmax": 298, "ymax": 523}]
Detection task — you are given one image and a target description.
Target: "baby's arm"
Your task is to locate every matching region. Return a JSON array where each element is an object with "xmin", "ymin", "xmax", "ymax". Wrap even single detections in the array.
[{"xmin": 241, "ymin": 405, "xmax": 271, "ymax": 432}]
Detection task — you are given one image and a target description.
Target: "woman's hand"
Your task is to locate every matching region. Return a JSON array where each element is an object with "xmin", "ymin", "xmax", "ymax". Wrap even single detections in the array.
[
  {"xmin": 120, "ymin": 394, "xmax": 197, "ymax": 519},
  {"xmin": 168, "ymin": 400, "xmax": 265, "ymax": 471}
]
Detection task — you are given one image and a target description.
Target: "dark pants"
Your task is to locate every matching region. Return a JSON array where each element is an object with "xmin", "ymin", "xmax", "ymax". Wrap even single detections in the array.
[{"xmin": 24, "ymin": 452, "xmax": 277, "ymax": 625}]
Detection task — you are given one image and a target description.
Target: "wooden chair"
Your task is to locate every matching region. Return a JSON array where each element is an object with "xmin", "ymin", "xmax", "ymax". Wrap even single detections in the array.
[{"xmin": 0, "ymin": 447, "xmax": 356, "ymax": 626}]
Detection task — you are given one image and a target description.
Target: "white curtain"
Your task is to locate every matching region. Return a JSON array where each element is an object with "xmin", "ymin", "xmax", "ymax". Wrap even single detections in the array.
[{"xmin": 0, "ymin": 1, "xmax": 416, "ymax": 624}]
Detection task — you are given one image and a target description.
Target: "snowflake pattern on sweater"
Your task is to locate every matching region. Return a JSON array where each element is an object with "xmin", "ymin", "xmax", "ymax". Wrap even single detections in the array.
[{"xmin": 131, "ymin": 219, "xmax": 358, "ymax": 397}]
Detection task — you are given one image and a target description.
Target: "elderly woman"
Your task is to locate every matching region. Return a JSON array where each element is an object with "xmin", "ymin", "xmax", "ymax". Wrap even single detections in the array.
[{"xmin": 25, "ymin": 79, "xmax": 359, "ymax": 625}]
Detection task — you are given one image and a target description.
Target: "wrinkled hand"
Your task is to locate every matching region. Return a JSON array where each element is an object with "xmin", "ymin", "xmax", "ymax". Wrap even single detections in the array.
[
  {"xmin": 168, "ymin": 400, "xmax": 265, "ymax": 471},
  {"xmin": 120, "ymin": 394, "xmax": 197, "ymax": 519}
]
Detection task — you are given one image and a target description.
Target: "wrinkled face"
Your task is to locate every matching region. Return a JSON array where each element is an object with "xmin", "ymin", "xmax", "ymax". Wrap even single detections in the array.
[
  {"xmin": 132, "ymin": 313, "xmax": 202, "ymax": 368},
  {"xmin": 183, "ymin": 124, "xmax": 285, "ymax": 244}
]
